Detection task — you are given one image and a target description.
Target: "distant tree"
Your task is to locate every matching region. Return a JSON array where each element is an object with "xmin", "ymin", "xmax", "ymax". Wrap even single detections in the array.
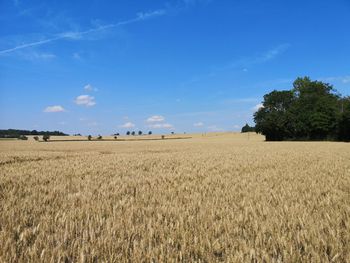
[
  {"xmin": 33, "ymin": 136, "xmax": 39, "ymax": 141},
  {"xmin": 138, "ymin": 131, "xmax": 142, "ymax": 135},
  {"xmin": 241, "ymin": 123, "xmax": 255, "ymax": 133},
  {"xmin": 97, "ymin": 135, "xmax": 102, "ymax": 140},
  {"xmin": 171, "ymin": 132, "xmax": 174, "ymax": 135},
  {"xmin": 43, "ymin": 135, "xmax": 50, "ymax": 142},
  {"xmin": 126, "ymin": 131, "xmax": 130, "ymax": 136},
  {"xmin": 115, "ymin": 133, "xmax": 120, "ymax": 136},
  {"xmin": 0, "ymin": 129, "xmax": 68, "ymax": 138},
  {"xmin": 88, "ymin": 135, "xmax": 92, "ymax": 141},
  {"xmin": 114, "ymin": 136, "xmax": 118, "ymax": 140},
  {"xmin": 131, "ymin": 131, "xmax": 136, "ymax": 136},
  {"xmin": 161, "ymin": 135, "xmax": 165, "ymax": 139},
  {"xmin": 18, "ymin": 135, "xmax": 28, "ymax": 140},
  {"xmin": 148, "ymin": 131, "xmax": 152, "ymax": 135}
]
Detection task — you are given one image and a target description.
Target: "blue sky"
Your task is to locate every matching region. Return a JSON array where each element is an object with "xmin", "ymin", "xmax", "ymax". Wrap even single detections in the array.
[{"xmin": 1, "ymin": 0, "xmax": 349, "ymax": 135}]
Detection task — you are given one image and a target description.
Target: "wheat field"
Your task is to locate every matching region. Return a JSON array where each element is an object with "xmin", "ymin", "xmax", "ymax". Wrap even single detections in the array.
[{"xmin": 0, "ymin": 133, "xmax": 349, "ymax": 262}]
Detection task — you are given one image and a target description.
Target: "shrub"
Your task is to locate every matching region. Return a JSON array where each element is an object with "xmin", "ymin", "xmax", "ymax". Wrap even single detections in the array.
[
  {"xmin": 241, "ymin": 124, "xmax": 255, "ymax": 133},
  {"xmin": 33, "ymin": 136, "xmax": 39, "ymax": 141},
  {"xmin": 138, "ymin": 131, "xmax": 142, "ymax": 135},
  {"xmin": 131, "ymin": 131, "xmax": 135, "ymax": 136},
  {"xmin": 43, "ymin": 135, "xmax": 50, "ymax": 142},
  {"xmin": 148, "ymin": 131, "xmax": 152, "ymax": 135},
  {"xmin": 97, "ymin": 135, "xmax": 102, "ymax": 140},
  {"xmin": 88, "ymin": 135, "xmax": 92, "ymax": 141},
  {"xmin": 114, "ymin": 136, "xmax": 118, "ymax": 140},
  {"xmin": 18, "ymin": 135, "xmax": 28, "ymax": 140}
]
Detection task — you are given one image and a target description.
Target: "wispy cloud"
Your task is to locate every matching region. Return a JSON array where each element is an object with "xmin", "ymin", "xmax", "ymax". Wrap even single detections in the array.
[
  {"xmin": 43, "ymin": 105, "xmax": 65, "ymax": 112},
  {"xmin": 148, "ymin": 123, "xmax": 174, "ymax": 129},
  {"xmin": 180, "ymin": 44, "xmax": 291, "ymax": 86},
  {"xmin": 223, "ymin": 44, "xmax": 291, "ymax": 71},
  {"xmin": 17, "ymin": 50, "xmax": 56, "ymax": 61},
  {"xmin": 74, "ymin": 95, "xmax": 96, "ymax": 107},
  {"xmin": 321, "ymin": 75, "xmax": 350, "ymax": 84},
  {"xmin": 84, "ymin": 84, "xmax": 98, "ymax": 92},
  {"xmin": 0, "ymin": 9, "xmax": 166, "ymax": 55},
  {"xmin": 182, "ymin": 0, "xmax": 213, "ymax": 6},
  {"xmin": 193, "ymin": 122, "xmax": 204, "ymax": 127},
  {"xmin": 120, "ymin": 122, "xmax": 135, "ymax": 128},
  {"xmin": 146, "ymin": 115, "xmax": 165, "ymax": 122}
]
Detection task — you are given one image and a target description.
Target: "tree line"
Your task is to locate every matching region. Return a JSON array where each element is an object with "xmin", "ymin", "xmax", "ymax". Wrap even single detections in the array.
[
  {"xmin": 253, "ymin": 77, "xmax": 350, "ymax": 141},
  {"xmin": 0, "ymin": 129, "xmax": 68, "ymax": 138}
]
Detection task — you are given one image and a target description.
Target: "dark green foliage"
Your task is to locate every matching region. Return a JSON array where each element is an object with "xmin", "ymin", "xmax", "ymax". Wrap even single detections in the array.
[
  {"xmin": 18, "ymin": 135, "xmax": 28, "ymax": 140},
  {"xmin": 131, "ymin": 131, "xmax": 135, "ymax": 136},
  {"xmin": 241, "ymin": 124, "xmax": 255, "ymax": 133},
  {"xmin": 33, "ymin": 136, "xmax": 39, "ymax": 141},
  {"xmin": 42, "ymin": 135, "xmax": 50, "ymax": 142},
  {"xmin": 0, "ymin": 129, "xmax": 67, "ymax": 138},
  {"xmin": 338, "ymin": 97, "xmax": 350, "ymax": 141},
  {"xmin": 148, "ymin": 131, "xmax": 152, "ymax": 135},
  {"xmin": 114, "ymin": 136, "xmax": 118, "ymax": 140},
  {"xmin": 138, "ymin": 131, "xmax": 142, "ymax": 135},
  {"xmin": 126, "ymin": 131, "xmax": 130, "ymax": 135},
  {"xmin": 97, "ymin": 135, "xmax": 102, "ymax": 140},
  {"xmin": 88, "ymin": 135, "xmax": 92, "ymax": 141},
  {"xmin": 254, "ymin": 77, "xmax": 349, "ymax": 141}
]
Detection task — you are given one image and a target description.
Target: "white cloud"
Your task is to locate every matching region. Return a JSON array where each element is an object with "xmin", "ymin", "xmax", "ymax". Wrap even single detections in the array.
[
  {"xmin": 74, "ymin": 95, "xmax": 96, "ymax": 107},
  {"xmin": 84, "ymin": 84, "xmax": 98, "ymax": 92},
  {"xmin": 193, "ymin": 122, "xmax": 204, "ymax": 127},
  {"xmin": 148, "ymin": 123, "xmax": 173, "ymax": 129},
  {"xmin": 146, "ymin": 115, "xmax": 165, "ymax": 122},
  {"xmin": 252, "ymin": 103, "xmax": 264, "ymax": 111},
  {"xmin": 120, "ymin": 122, "xmax": 135, "ymax": 128},
  {"xmin": 44, "ymin": 105, "xmax": 65, "ymax": 112}
]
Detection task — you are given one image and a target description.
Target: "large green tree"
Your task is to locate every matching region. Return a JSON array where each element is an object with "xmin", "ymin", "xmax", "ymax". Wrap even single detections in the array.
[
  {"xmin": 254, "ymin": 90, "xmax": 294, "ymax": 141},
  {"xmin": 254, "ymin": 77, "xmax": 347, "ymax": 141},
  {"xmin": 290, "ymin": 77, "xmax": 339, "ymax": 139}
]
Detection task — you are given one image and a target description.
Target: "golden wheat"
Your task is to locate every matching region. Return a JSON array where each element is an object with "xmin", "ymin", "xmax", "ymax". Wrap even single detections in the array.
[{"xmin": 0, "ymin": 133, "xmax": 349, "ymax": 262}]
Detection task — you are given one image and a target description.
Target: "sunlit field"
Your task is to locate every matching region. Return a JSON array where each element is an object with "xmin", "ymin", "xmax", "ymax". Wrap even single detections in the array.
[{"xmin": 0, "ymin": 133, "xmax": 349, "ymax": 262}]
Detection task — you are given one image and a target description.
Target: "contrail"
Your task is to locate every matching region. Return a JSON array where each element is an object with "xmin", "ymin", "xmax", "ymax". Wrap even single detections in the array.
[{"xmin": 0, "ymin": 9, "xmax": 166, "ymax": 55}]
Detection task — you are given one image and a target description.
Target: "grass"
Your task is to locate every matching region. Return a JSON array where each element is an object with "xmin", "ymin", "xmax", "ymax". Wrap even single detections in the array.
[{"xmin": 0, "ymin": 132, "xmax": 349, "ymax": 262}]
